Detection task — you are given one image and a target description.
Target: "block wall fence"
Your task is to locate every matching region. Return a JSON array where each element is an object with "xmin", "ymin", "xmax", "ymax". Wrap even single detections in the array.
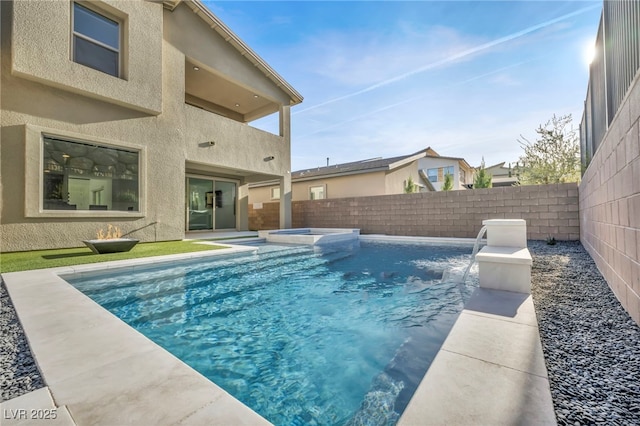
[
  {"xmin": 579, "ymin": 74, "xmax": 640, "ymax": 326},
  {"xmin": 249, "ymin": 183, "xmax": 580, "ymax": 241}
]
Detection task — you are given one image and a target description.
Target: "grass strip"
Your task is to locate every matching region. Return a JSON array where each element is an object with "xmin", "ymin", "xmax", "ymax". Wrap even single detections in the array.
[{"xmin": 0, "ymin": 240, "xmax": 226, "ymax": 273}]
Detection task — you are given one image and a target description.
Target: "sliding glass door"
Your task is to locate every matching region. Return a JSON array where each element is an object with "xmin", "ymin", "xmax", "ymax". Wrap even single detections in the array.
[
  {"xmin": 187, "ymin": 177, "xmax": 214, "ymax": 231},
  {"xmin": 214, "ymin": 180, "xmax": 236, "ymax": 229},
  {"xmin": 186, "ymin": 176, "xmax": 237, "ymax": 231}
]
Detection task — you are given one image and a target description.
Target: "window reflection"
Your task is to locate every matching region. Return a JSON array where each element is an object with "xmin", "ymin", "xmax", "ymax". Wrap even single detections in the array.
[{"xmin": 42, "ymin": 136, "xmax": 139, "ymax": 212}]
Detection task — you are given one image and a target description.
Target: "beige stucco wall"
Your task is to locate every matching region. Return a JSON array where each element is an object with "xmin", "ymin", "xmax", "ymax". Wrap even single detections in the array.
[
  {"xmin": 292, "ymin": 171, "xmax": 388, "ymax": 201},
  {"xmin": 384, "ymin": 161, "xmax": 420, "ymax": 194},
  {"xmin": 579, "ymin": 72, "xmax": 640, "ymax": 325},
  {"xmin": 249, "ymin": 185, "xmax": 280, "ymax": 204},
  {"xmin": 249, "ymin": 162, "xmax": 424, "ymax": 204},
  {"xmin": 0, "ymin": 0, "xmax": 293, "ymax": 252},
  {"xmin": 163, "ymin": 3, "xmax": 290, "ymax": 107},
  {"xmin": 12, "ymin": 0, "xmax": 163, "ymax": 114}
]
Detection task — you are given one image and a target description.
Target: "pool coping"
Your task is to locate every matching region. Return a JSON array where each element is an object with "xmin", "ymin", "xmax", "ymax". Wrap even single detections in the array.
[{"xmin": 2, "ymin": 236, "xmax": 555, "ymax": 425}]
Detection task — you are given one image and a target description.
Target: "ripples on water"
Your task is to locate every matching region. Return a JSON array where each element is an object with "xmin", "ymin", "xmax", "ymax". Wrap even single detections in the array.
[{"xmin": 68, "ymin": 241, "xmax": 478, "ymax": 425}]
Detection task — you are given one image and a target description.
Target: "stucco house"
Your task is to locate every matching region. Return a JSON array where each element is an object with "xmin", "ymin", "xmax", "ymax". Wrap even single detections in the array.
[
  {"xmin": 0, "ymin": 0, "xmax": 302, "ymax": 251},
  {"xmin": 417, "ymin": 152, "xmax": 475, "ymax": 192},
  {"xmin": 483, "ymin": 162, "xmax": 519, "ymax": 187},
  {"xmin": 249, "ymin": 148, "xmax": 475, "ymax": 203}
]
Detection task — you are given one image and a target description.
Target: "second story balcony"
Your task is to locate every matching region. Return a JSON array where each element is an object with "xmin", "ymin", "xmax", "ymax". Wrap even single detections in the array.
[{"xmin": 184, "ymin": 58, "xmax": 282, "ymax": 124}]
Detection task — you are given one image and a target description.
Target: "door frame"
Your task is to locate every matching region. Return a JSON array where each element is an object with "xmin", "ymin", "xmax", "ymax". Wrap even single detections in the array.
[{"xmin": 185, "ymin": 174, "xmax": 239, "ymax": 232}]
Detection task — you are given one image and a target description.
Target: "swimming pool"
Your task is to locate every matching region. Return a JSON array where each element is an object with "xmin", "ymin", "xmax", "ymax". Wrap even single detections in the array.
[{"xmin": 66, "ymin": 240, "xmax": 477, "ymax": 425}]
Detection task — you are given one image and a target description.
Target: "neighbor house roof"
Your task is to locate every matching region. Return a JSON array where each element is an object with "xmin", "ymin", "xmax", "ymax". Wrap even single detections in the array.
[
  {"xmin": 159, "ymin": 0, "xmax": 303, "ymax": 106},
  {"xmin": 293, "ymin": 148, "xmax": 434, "ymax": 181}
]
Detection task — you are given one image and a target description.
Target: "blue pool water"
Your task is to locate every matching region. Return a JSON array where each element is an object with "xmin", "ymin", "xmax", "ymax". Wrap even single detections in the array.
[{"xmin": 67, "ymin": 241, "xmax": 477, "ymax": 425}]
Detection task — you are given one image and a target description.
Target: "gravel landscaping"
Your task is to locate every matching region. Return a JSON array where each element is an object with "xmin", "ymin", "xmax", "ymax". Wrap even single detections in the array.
[
  {"xmin": 530, "ymin": 240, "xmax": 640, "ymax": 425},
  {"xmin": 1, "ymin": 240, "xmax": 639, "ymax": 426}
]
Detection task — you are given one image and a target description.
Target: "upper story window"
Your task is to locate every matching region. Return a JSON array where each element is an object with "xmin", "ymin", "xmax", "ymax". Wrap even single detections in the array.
[
  {"xmin": 444, "ymin": 166, "xmax": 454, "ymax": 178},
  {"xmin": 72, "ymin": 2, "xmax": 120, "ymax": 77},
  {"xmin": 427, "ymin": 166, "xmax": 455, "ymax": 183},
  {"xmin": 460, "ymin": 168, "xmax": 466, "ymax": 182}
]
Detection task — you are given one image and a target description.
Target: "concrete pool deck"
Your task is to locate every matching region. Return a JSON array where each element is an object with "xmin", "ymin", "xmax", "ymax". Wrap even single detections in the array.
[
  {"xmin": 2, "ymin": 238, "xmax": 556, "ymax": 425},
  {"xmin": 399, "ymin": 288, "xmax": 556, "ymax": 425}
]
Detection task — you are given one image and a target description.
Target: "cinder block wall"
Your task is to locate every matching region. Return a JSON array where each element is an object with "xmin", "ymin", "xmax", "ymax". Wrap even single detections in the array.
[
  {"xmin": 248, "ymin": 201, "xmax": 280, "ymax": 231},
  {"xmin": 580, "ymin": 75, "xmax": 640, "ymax": 325},
  {"xmin": 250, "ymin": 183, "xmax": 580, "ymax": 240}
]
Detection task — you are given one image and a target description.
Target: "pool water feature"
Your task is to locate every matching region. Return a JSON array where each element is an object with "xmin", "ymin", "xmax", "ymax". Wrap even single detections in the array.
[{"xmin": 66, "ymin": 241, "xmax": 477, "ymax": 425}]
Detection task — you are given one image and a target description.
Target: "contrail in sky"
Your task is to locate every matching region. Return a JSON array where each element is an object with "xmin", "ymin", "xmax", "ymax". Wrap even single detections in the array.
[
  {"xmin": 293, "ymin": 3, "xmax": 600, "ymax": 116},
  {"xmin": 297, "ymin": 59, "xmax": 535, "ymax": 138}
]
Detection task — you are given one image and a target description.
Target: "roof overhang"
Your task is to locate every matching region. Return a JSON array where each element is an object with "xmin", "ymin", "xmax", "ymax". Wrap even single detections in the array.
[
  {"xmin": 186, "ymin": 161, "xmax": 284, "ymax": 184},
  {"xmin": 293, "ymin": 167, "xmax": 388, "ymax": 182},
  {"xmin": 184, "ymin": 58, "xmax": 281, "ymax": 122},
  {"xmin": 181, "ymin": 0, "xmax": 303, "ymax": 106},
  {"xmin": 388, "ymin": 151, "xmax": 427, "ymax": 170}
]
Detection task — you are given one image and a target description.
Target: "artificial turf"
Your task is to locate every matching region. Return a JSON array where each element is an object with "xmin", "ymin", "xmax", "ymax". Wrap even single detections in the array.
[{"xmin": 0, "ymin": 240, "xmax": 226, "ymax": 273}]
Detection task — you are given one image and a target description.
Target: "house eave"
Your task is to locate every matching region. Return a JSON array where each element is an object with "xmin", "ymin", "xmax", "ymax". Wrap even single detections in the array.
[
  {"xmin": 184, "ymin": 0, "xmax": 303, "ymax": 106},
  {"xmin": 293, "ymin": 167, "xmax": 387, "ymax": 182},
  {"xmin": 388, "ymin": 151, "xmax": 427, "ymax": 170}
]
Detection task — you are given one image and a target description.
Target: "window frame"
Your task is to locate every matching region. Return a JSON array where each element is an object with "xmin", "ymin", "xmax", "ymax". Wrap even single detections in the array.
[
  {"xmin": 427, "ymin": 168, "xmax": 438, "ymax": 183},
  {"xmin": 25, "ymin": 125, "xmax": 146, "ymax": 219},
  {"xmin": 444, "ymin": 166, "xmax": 455, "ymax": 177},
  {"xmin": 428, "ymin": 166, "xmax": 455, "ymax": 183},
  {"xmin": 270, "ymin": 187, "xmax": 281, "ymax": 200},
  {"xmin": 71, "ymin": 2, "xmax": 122, "ymax": 77},
  {"xmin": 309, "ymin": 185, "xmax": 326, "ymax": 200}
]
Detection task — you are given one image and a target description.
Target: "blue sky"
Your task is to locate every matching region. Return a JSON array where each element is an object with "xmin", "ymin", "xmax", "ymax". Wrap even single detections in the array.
[{"xmin": 204, "ymin": 1, "xmax": 602, "ymax": 171}]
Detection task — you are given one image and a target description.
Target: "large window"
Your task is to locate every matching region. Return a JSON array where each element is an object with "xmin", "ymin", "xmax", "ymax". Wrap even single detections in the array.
[
  {"xmin": 42, "ymin": 136, "xmax": 139, "ymax": 212},
  {"xmin": 72, "ymin": 2, "xmax": 120, "ymax": 77}
]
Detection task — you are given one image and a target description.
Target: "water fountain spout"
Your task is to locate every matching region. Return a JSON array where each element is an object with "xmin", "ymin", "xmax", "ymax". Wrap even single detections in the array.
[{"xmin": 462, "ymin": 225, "xmax": 488, "ymax": 282}]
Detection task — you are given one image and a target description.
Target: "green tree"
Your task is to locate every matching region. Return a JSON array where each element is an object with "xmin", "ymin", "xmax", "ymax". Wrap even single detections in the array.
[
  {"xmin": 404, "ymin": 176, "xmax": 418, "ymax": 193},
  {"xmin": 517, "ymin": 114, "xmax": 580, "ymax": 185},
  {"xmin": 442, "ymin": 173, "xmax": 453, "ymax": 191},
  {"xmin": 474, "ymin": 159, "xmax": 493, "ymax": 188}
]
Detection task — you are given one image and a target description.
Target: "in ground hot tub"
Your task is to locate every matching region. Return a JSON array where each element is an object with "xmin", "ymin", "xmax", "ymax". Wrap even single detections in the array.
[{"xmin": 257, "ymin": 228, "xmax": 360, "ymax": 245}]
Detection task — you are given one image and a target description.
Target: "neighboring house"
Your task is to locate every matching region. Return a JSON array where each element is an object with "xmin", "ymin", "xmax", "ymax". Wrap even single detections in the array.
[
  {"xmin": 249, "ymin": 148, "xmax": 475, "ymax": 203},
  {"xmin": 0, "ymin": 0, "xmax": 302, "ymax": 251},
  {"xmin": 578, "ymin": 1, "xmax": 640, "ymax": 324},
  {"xmin": 417, "ymin": 153, "xmax": 475, "ymax": 191},
  {"xmin": 483, "ymin": 162, "xmax": 519, "ymax": 187}
]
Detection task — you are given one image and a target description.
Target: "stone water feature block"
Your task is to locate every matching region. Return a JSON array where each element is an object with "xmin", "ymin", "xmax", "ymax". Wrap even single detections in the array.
[
  {"xmin": 476, "ymin": 247, "xmax": 532, "ymax": 294},
  {"xmin": 482, "ymin": 219, "xmax": 527, "ymax": 248}
]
